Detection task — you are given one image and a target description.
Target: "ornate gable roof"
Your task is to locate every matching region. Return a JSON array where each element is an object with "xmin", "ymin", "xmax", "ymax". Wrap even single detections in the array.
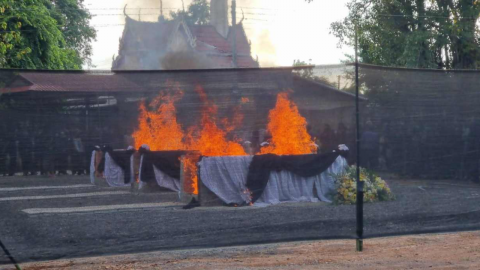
[{"xmin": 112, "ymin": 17, "xmax": 258, "ymax": 70}]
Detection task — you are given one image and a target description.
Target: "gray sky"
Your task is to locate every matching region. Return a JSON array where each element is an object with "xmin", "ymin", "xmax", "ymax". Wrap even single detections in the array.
[{"xmin": 84, "ymin": 0, "xmax": 352, "ymax": 70}]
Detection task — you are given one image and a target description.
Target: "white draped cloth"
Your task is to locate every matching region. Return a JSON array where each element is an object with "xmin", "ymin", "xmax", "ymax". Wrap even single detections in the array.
[
  {"xmin": 89, "ymin": 150, "xmax": 96, "ymax": 184},
  {"xmin": 138, "ymin": 155, "xmax": 145, "ymax": 190},
  {"xmin": 104, "ymin": 153, "xmax": 131, "ymax": 187},
  {"xmin": 153, "ymin": 165, "xmax": 181, "ymax": 192},
  {"xmin": 138, "ymin": 154, "xmax": 181, "ymax": 192},
  {"xmin": 199, "ymin": 155, "xmax": 348, "ymax": 206}
]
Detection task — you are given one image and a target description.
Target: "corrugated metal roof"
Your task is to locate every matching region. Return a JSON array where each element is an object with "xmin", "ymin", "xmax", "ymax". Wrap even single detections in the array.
[{"xmin": 2, "ymin": 72, "xmax": 142, "ymax": 93}]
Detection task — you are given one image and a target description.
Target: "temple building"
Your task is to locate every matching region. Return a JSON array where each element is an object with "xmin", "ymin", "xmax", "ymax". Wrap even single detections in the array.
[{"xmin": 112, "ymin": 0, "xmax": 259, "ymax": 70}]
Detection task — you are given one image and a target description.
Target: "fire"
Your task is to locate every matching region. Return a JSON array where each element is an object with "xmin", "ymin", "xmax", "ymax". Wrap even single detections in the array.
[
  {"xmin": 133, "ymin": 85, "xmax": 247, "ymax": 195},
  {"xmin": 185, "ymin": 86, "xmax": 246, "ymax": 156},
  {"xmin": 182, "ymin": 153, "xmax": 200, "ymax": 195},
  {"xmin": 259, "ymin": 92, "xmax": 317, "ymax": 155},
  {"xmin": 132, "ymin": 89, "xmax": 185, "ymax": 151}
]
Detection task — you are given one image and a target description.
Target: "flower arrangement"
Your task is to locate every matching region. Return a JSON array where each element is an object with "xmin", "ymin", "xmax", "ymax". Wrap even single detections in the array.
[{"xmin": 332, "ymin": 165, "xmax": 395, "ymax": 205}]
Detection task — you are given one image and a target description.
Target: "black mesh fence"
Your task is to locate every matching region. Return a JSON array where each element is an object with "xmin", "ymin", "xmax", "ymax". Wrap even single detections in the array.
[
  {"xmin": 315, "ymin": 63, "xmax": 480, "ymax": 238},
  {"xmin": 0, "ymin": 67, "xmax": 358, "ymax": 265},
  {"xmin": 1, "ymin": 64, "xmax": 480, "ymax": 265},
  {"xmin": 355, "ymin": 64, "xmax": 480, "ymax": 237}
]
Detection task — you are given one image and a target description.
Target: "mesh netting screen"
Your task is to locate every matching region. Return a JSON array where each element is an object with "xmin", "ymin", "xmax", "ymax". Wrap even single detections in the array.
[
  {"xmin": 2, "ymin": 64, "xmax": 479, "ymax": 264},
  {"xmin": 0, "ymin": 67, "xmax": 358, "ymax": 264},
  {"xmin": 356, "ymin": 64, "xmax": 480, "ymax": 237}
]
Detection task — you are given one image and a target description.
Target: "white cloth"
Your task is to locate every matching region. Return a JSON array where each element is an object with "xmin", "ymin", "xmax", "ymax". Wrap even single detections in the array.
[
  {"xmin": 90, "ymin": 150, "xmax": 96, "ymax": 184},
  {"xmin": 255, "ymin": 170, "xmax": 319, "ymax": 207},
  {"xmin": 199, "ymin": 156, "xmax": 253, "ymax": 205},
  {"xmin": 104, "ymin": 153, "xmax": 130, "ymax": 187},
  {"xmin": 314, "ymin": 156, "xmax": 348, "ymax": 202},
  {"xmin": 138, "ymin": 155, "xmax": 145, "ymax": 189},
  {"xmin": 153, "ymin": 165, "xmax": 181, "ymax": 192},
  {"xmin": 199, "ymin": 155, "xmax": 348, "ymax": 206},
  {"xmin": 138, "ymin": 154, "xmax": 180, "ymax": 192},
  {"xmin": 338, "ymin": 144, "xmax": 349, "ymax": 151},
  {"xmin": 138, "ymin": 145, "xmax": 149, "ymax": 189},
  {"xmin": 130, "ymin": 154, "xmax": 135, "ymax": 185}
]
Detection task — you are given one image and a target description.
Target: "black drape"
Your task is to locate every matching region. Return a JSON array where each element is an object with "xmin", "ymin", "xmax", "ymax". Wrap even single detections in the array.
[
  {"xmin": 246, "ymin": 150, "xmax": 349, "ymax": 203},
  {"xmin": 103, "ymin": 146, "xmax": 135, "ymax": 184},
  {"xmin": 138, "ymin": 148, "xmax": 187, "ymax": 183}
]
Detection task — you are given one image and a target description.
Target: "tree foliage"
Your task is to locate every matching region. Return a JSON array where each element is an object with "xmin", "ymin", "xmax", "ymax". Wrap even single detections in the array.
[
  {"xmin": 170, "ymin": 0, "xmax": 210, "ymax": 25},
  {"xmin": 0, "ymin": 0, "xmax": 96, "ymax": 69},
  {"xmin": 46, "ymin": 0, "xmax": 96, "ymax": 67},
  {"xmin": 292, "ymin": 59, "xmax": 337, "ymax": 88},
  {"xmin": 331, "ymin": 0, "xmax": 480, "ymax": 69}
]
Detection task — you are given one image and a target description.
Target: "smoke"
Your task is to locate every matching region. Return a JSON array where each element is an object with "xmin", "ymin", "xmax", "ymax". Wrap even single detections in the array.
[
  {"xmin": 161, "ymin": 51, "xmax": 215, "ymax": 70},
  {"xmin": 86, "ymin": 0, "xmax": 279, "ymax": 69},
  {"xmin": 121, "ymin": 0, "xmax": 193, "ymax": 21},
  {"xmin": 122, "ymin": 0, "xmax": 278, "ymax": 67},
  {"xmin": 119, "ymin": 0, "xmax": 218, "ymax": 70},
  {"xmin": 237, "ymin": 0, "xmax": 277, "ymax": 67},
  {"xmin": 251, "ymin": 30, "xmax": 277, "ymax": 67}
]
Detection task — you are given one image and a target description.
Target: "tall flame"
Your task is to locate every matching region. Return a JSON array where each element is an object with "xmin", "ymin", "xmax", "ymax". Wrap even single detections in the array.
[
  {"xmin": 133, "ymin": 86, "xmax": 247, "ymax": 195},
  {"xmin": 185, "ymin": 86, "xmax": 246, "ymax": 156},
  {"xmin": 133, "ymin": 90, "xmax": 185, "ymax": 151},
  {"xmin": 182, "ymin": 153, "xmax": 200, "ymax": 195},
  {"xmin": 259, "ymin": 92, "xmax": 317, "ymax": 155}
]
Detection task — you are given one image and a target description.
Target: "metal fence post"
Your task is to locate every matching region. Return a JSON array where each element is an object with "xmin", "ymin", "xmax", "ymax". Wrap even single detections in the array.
[{"xmin": 355, "ymin": 23, "xmax": 364, "ymax": 252}]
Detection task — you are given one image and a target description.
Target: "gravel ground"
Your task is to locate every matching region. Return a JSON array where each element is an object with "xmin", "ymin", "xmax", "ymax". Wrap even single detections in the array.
[
  {"xmin": 9, "ymin": 231, "xmax": 480, "ymax": 270},
  {"xmin": 1, "ymin": 175, "xmax": 480, "ymax": 266}
]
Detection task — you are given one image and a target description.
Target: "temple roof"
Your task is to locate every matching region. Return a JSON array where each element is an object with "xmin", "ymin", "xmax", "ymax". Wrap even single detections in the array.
[{"xmin": 112, "ymin": 17, "xmax": 258, "ymax": 70}]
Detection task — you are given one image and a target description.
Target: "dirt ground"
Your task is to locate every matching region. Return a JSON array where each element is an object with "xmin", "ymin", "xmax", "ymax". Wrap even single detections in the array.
[{"xmin": 8, "ymin": 231, "xmax": 480, "ymax": 270}]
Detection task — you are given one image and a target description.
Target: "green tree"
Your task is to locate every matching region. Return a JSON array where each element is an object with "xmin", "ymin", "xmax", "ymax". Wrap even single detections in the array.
[
  {"xmin": 293, "ymin": 59, "xmax": 338, "ymax": 88},
  {"xmin": 45, "ymin": 0, "xmax": 96, "ymax": 67},
  {"xmin": 331, "ymin": 0, "xmax": 480, "ymax": 69},
  {"xmin": 170, "ymin": 0, "xmax": 210, "ymax": 25},
  {"xmin": 0, "ymin": 0, "xmax": 95, "ymax": 69}
]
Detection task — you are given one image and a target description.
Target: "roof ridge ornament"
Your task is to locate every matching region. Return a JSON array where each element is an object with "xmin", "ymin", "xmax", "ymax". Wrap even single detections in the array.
[
  {"xmin": 123, "ymin": 4, "xmax": 130, "ymax": 19},
  {"xmin": 239, "ymin": 8, "xmax": 245, "ymax": 24}
]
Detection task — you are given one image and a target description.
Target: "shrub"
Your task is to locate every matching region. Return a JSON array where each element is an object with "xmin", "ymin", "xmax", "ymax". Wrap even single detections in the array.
[{"xmin": 332, "ymin": 165, "xmax": 395, "ymax": 205}]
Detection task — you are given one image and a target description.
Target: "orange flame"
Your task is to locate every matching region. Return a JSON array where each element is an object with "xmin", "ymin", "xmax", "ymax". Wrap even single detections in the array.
[
  {"xmin": 133, "ymin": 86, "xmax": 248, "ymax": 195},
  {"xmin": 133, "ymin": 89, "xmax": 185, "ymax": 151},
  {"xmin": 259, "ymin": 92, "xmax": 317, "ymax": 155},
  {"xmin": 185, "ymin": 86, "xmax": 246, "ymax": 156},
  {"xmin": 182, "ymin": 153, "xmax": 200, "ymax": 195}
]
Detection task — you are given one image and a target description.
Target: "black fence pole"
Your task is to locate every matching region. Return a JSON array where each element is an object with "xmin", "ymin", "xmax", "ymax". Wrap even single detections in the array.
[
  {"xmin": 0, "ymin": 239, "xmax": 21, "ymax": 270},
  {"xmin": 355, "ymin": 23, "xmax": 364, "ymax": 252}
]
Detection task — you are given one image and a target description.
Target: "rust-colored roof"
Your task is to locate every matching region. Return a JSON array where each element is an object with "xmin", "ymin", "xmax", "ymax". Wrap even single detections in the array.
[
  {"xmin": 190, "ymin": 24, "xmax": 258, "ymax": 68},
  {"xmin": 1, "ymin": 72, "xmax": 142, "ymax": 94},
  {"xmin": 189, "ymin": 24, "xmax": 250, "ymax": 55}
]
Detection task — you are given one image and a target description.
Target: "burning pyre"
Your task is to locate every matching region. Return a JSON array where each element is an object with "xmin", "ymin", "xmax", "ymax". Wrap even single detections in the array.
[
  {"xmin": 260, "ymin": 92, "xmax": 317, "ymax": 155},
  {"xmin": 132, "ymin": 86, "xmax": 316, "ymax": 195}
]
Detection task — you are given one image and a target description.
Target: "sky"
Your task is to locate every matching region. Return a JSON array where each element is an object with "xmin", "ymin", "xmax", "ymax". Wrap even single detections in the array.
[{"xmin": 83, "ymin": 0, "xmax": 352, "ymax": 70}]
